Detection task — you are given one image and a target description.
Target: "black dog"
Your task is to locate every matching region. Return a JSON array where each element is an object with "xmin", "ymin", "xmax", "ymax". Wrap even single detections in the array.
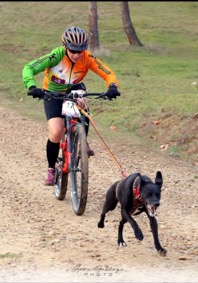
[{"xmin": 98, "ymin": 171, "xmax": 167, "ymax": 256}]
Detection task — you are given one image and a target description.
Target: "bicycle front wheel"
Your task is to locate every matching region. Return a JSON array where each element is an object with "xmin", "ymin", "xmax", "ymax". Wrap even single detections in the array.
[{"xmin": 70, "ymin": 123, "xmax": 88, "ymax": 216}]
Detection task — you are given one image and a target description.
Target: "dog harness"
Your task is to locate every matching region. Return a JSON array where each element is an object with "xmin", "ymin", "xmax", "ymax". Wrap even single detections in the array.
[{"xmin": 130, "ymin": 175, "xmax": 144, "ymax": 215}]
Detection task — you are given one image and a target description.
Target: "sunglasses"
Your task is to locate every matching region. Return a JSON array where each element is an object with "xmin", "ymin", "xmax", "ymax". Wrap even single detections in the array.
[{"xmin": 68, "ymin": 49, "xmax": 84, "ymax": 54}]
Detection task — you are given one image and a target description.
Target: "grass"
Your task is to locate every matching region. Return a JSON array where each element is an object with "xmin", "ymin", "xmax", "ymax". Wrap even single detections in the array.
[
  {"xmin": 0, "ymin": 252, "xmax": 21, "ymax": 259},
  {"xmin": 0, "ymin": 1, "xmax": 198, "ymax": 164}
]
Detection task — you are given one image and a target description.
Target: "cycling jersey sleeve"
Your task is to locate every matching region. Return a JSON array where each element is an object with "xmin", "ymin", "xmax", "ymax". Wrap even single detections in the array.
[
  {"xmin": 22, "ymin": 47, "xmax": 65, "ymax": 89},
  {"xmin": 87, "ymin": 52, "xmax": 119, "ymax": 87}
]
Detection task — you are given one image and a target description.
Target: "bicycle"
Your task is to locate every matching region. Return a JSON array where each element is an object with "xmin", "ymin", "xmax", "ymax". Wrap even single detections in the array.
[{"xmin": 28, "ymin": 89, "xmax": 110, "ymax": 216}]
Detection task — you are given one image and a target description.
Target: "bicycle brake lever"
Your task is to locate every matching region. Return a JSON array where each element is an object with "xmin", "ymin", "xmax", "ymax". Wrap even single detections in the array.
[
  {"xmin": 96, "ymin": 93, "xmax": 108, "ymax": 100},
  {"xmin": 42, "ymin": 91, "xmax": 52, "ymax": 101}
]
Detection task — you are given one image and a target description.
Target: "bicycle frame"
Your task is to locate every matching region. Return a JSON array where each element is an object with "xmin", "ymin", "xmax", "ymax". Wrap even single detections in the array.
[{"xmin": 61, "ymin": 114, "xmax": 86, "ymax": 174}]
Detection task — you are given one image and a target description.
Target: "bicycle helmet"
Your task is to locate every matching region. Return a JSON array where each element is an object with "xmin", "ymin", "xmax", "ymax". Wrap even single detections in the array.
[{"xmin": 62, "ymin": 26, "xmax": 88, "ymax": 51}]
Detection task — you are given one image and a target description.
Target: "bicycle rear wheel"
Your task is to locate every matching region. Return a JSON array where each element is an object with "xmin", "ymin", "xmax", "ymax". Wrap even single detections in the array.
[
  {"xmin": 70, "ymin": 123, "xmax": 88, "ymax": 215},
  {"xmin": 54, "ymin": 133, "xmax": 68, "ymax": 200}
]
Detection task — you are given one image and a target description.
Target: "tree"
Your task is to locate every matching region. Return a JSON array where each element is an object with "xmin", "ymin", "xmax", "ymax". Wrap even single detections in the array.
[
  {"xmin": 88, "ymin": 1, "xmax": 143, "ymax": 49},
  {"xmin": 88, "ymin": 1, "xmax": 100, "ymax": 52},
  {"xmin": 120, "ymin": 2, "xmax": 143, "ymax": 46}
]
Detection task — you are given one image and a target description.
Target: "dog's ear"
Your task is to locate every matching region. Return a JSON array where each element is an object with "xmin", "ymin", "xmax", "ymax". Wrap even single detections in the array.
[
  {"xmin": 155, "ymin": 171, "xmax": 163, "ymax": 189},
  {"xmin": 139, "ymin": 173, "xmax": 148, "ymax": 187}
]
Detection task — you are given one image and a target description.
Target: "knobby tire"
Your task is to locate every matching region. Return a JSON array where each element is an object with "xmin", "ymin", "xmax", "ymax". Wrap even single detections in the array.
[{"xmin": 70, "ymin": 123, "xmax": 88, "ymax": 216}]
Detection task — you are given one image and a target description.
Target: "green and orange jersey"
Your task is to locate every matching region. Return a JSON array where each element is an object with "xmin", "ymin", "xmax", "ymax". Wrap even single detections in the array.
[{"xmin": 22, "ymin": 46, "xmax": 119, "ymax": 92}]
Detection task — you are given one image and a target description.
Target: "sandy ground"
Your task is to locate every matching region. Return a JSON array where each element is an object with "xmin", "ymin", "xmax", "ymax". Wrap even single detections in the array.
[{"xmin": 0, "ymin": 106, "xmax": 198, "ymax": 283}]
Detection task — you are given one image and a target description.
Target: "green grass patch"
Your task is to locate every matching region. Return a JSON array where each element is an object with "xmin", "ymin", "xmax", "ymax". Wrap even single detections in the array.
[{"xmin": 0, "ymin": 252, "xmax": 21, "ymax": 259}]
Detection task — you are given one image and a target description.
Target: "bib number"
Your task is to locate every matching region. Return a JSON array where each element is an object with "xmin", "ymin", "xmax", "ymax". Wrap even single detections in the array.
[{"xmin": 62, "ymin": 100, "xmax": 81, "ymax": 118}]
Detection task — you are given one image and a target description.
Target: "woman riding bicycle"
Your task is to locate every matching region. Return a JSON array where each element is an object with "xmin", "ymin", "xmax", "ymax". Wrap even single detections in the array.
[{"xmin": 22, "ymin": 25, "xmax": 120, "ymax": 186}]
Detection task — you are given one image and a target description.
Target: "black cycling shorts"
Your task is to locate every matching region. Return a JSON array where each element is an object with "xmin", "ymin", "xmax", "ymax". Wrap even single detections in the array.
[
  {"xmin": 44, "ymin": 98, "xmax": 64, "ymax": 120},
  {"xmin": 43, "ymin": 83, "xmax": 87, "ymax": 120}
]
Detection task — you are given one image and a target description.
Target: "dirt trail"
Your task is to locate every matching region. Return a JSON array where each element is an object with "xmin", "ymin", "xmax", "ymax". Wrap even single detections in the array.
[{"xmin": 0, "ymin": 106, "xmax": 198, "ymax": 282}]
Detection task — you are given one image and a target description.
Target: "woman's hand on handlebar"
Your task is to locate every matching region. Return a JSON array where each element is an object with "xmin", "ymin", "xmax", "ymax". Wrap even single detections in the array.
[
  {"xmin": 105, "ymin": 83, "xmax": 120, "ymax": 100},
  {"xmin": 28, "ymin": 86, "xmax": 44, "ymax": 98}
]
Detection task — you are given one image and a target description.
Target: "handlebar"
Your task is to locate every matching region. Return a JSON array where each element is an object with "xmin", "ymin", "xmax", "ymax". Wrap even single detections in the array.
[{"xmin": 27, "ymin": 89, "xmax": 111, "ymax": 101}]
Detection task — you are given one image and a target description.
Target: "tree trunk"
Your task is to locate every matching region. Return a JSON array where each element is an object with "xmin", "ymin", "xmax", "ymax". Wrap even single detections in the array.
[
  {"xmin": 120, "ymin": 2, "xmax": 143, "ymax": 46},
  {"xmin": 88, "ymin": 1, "xmax": 100, "ymax": 52}
]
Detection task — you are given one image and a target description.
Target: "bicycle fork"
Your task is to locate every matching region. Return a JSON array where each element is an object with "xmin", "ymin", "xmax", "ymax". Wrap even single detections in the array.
[{"xmin": 60, "ymin": 116, "xmax": 76, "ymax": 174}]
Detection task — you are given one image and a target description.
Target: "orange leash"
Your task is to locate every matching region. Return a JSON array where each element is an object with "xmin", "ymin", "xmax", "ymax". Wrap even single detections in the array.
[{"xmin": 80, "ymin": 108, "xmax": 127, "ymax": 178}]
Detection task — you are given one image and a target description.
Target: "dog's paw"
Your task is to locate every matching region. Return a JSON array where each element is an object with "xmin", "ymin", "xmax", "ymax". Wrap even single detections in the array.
[
  {"xmin": 135, "ymin": 229, "xmax": 144, "ymax": 241},
  {"xmin": 98, "ymin": 221, "xmax": 104, "ymax": 228},
  {"xmin": 158, "ymin": 248, "xmax": 167, "ymax": 257},
  {"xmin": 118, "ymin": 241, "xmax": 127, "ymax": 247}
]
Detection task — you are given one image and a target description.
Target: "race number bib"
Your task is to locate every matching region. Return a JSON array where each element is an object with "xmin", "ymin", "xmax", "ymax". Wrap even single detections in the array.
[{"xmin": 62, "ymin": 100, "xmax": 81, "ymax": 118}]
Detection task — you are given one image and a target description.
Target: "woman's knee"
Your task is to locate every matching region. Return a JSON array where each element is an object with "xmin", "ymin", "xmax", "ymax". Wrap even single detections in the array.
[{"xmin": 48, "ymin": 118, "xmax": 63, "ymax": 142}]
